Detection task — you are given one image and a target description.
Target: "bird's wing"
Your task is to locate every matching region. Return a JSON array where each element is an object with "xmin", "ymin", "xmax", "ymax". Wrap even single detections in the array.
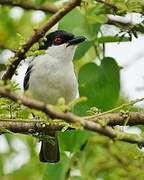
[{"xmin": 23, "ymin": 64, "xmax": 33, "ymax": 91}]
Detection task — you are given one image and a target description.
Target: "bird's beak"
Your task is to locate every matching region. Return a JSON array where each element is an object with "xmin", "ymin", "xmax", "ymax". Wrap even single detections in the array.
[{"xmin": 67, "ymin": 36, "xmax": 86, "ymax": 47}]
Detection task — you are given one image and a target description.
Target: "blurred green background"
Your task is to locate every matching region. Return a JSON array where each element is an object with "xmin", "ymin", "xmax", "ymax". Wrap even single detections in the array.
[{"xmin": 0, "ymin": 0, "xmax": 144, "ymax": 179}]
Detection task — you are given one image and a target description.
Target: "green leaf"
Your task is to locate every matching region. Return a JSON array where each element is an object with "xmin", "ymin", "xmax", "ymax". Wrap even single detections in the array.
[
  {"xmin": 85, "ymin": 3, "xmax": 108, "ymax": 24},
  {"xmin": 74, "ymin": 57, "xmax": 120, "ymax": 115},
  {"xmin": 35, "ymin": 0, "xmax": 58, "ymax": 4},
  {"xmin": 0, "ymin": 63, "xmax": 6, "ymax": 72},
  {"xmin": 74, "ymin": 41, "xmax": 92, "ymax": 60},
  {"xmin": 35, "ymin": 0, "xmax": 45, "ymax": 5},
  {"xmin": 43, "ymin": 153, "xmax": 70, "ymax": 180},
  {"xmin": 59, "ymin": 130, "xmax": 91, "ymax": 152},
  {"xmin": 97, "ymin": 36, "xmax": 130, "ymax": 43},
  {"xmin": 17, "ymin": 108, "xmax": 30, "ymax": 119},
  {"xmin": 86, "ymin": 14, "xmax": 107, "ymax": 24},
  {"xmin": 58, "ymin": 9, "xmax": 100, "ymax": 40}
]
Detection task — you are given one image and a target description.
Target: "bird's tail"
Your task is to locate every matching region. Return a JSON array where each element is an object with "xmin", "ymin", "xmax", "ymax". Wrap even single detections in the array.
[{"xmin": 39, "ymin": 132, "xmax": 60, "ymax": 163}]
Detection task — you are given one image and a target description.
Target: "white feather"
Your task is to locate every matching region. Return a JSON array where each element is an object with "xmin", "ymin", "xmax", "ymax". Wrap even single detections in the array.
[{"xmin": 28, "ymin": 44, "xmax": 79, "ymax": 104}]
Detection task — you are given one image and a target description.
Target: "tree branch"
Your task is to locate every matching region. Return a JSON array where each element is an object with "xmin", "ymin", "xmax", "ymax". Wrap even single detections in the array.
[
  {"xmin": 1, "ymin": 86, "xmax": 144, "ymax": 146},
  {"xmin": 2, "ymin": 0, "xmax": 81, "ymax": 81},
  {"xmin": 1, "ymin": 112, "xmax": 144, "ymax": 135},
  {"xmin": 107, "ymin": 17, "xmax": 144, "ymax": 34},
  {"xmin": 0, "ymin": 0, "xmax": 58, "ymax": 13},
  {"xmin": 94, "ymin": 112, "xmax": 144, "ymax": 126},
  {"xmin": 96, "ymin": 0, "xmax": 144, "ymax": 15},
  {"xmin": 0, "ymin": 119, "xmax": 64, "ymax": 134}
]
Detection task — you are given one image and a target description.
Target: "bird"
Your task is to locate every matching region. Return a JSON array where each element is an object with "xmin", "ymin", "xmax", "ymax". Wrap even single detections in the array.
[{"xmin": 23, "ymin": 30, "xmax": 86, "ymax": 163}]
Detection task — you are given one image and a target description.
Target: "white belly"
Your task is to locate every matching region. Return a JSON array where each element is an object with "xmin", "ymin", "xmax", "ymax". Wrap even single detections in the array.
[{"xmin": 28, "ymin": 53, "xmax": 78, "ymax": 104}]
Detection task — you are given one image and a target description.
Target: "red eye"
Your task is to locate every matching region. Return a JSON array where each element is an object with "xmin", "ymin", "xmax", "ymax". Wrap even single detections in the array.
[{"xmin": 54, "ymin": 37, "xmax": 62, "ymax": 45}]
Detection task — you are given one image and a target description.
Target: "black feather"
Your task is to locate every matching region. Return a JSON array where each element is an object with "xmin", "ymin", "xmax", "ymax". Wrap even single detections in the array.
[
  {"xmin": 23, "ymin": 64, "xmax": 33, "ymax": 91},
  {"xmin": 39, "ymin": 30, "xmax": 74, "ymax": 50},
  {"xmin": 39, "ymin": 132, "xmax": 60, "ymax": 163}
]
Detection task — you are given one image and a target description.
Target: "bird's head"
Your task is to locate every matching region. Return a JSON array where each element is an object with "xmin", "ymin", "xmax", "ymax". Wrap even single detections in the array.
[{"xmin": 39, "ymin": 30, "xmax": 86, "ymax": 60}]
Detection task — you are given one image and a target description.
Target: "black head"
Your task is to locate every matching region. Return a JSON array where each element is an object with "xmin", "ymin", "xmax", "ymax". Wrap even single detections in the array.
[{"xmin": 39, "ymin": 30, "xmax": 86, "ymax": 50}]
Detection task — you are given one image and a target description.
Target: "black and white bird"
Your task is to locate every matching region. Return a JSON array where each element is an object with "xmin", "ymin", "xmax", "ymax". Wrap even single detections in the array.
[{"xmin": 23, "ymin": 30, "xmax": 86, "ymax": 163}]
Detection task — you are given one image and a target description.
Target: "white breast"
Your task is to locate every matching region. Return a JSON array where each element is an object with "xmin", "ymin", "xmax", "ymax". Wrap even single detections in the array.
[{"xmin": 28, "ymin": 46, "xmax": 79, "ymax": 104}]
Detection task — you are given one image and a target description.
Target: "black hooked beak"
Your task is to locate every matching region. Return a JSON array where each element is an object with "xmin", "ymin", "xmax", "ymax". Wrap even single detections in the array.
[{"xmin": 67, "ymin": 36, "xmax": 86, "ymax": 47}]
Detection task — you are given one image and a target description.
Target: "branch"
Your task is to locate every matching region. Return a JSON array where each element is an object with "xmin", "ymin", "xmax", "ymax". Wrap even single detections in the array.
[
  {"xmin": 2, "ymin": 0, "xmax": 81, "ymax": 80},
  {"xmin": 107, "ymin": 17, "xmax": 144, "ymax": 34},
  {"xmin": 0, "ymin": 0, "xmax": 58, "ymax": 13},
  {"xmin": 96, "ymin": 0, "xmax": 144, "ymax": 34},
  {"xmin": 94, "ymin": 112, "xmax": 144, "ymax": 126},
  {"xmin": 0, "ymin": 119, "xmax": 64, "ymax": 134},
  {"xmin": 1, "ymin": 112, "xmax": 144, "ymax": 134},
  {"xmin": 1, "ymin": 86, "xmax": 144, "ymax": 146},
  {"xmin": 1, "ymin": 117, "xmax": 144, "ymax": 146},
  {"xmin": 96, "ymin": 0, "xmax": 144, "ymax": 15}
]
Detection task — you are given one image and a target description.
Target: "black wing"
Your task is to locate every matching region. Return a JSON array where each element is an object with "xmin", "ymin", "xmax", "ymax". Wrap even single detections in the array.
[{"xmin": 23, "ymin": 65, "xmax": 33, "ymax": 91}]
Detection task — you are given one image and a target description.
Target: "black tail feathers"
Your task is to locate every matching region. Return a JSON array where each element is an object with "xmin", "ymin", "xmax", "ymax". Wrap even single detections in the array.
[{"xmin": 39, "ymin": 133, "xmax": 60, "ymax": 163}]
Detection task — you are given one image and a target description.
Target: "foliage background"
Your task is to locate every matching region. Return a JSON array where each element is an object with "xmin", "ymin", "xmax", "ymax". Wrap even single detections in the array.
[{"xmin": 0, "ymin": 0, "xmax": 144, "ymax": 179}]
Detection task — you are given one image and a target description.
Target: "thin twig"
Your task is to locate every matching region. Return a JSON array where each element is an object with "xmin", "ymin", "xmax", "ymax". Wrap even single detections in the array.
[
  {"xmin": 2, "ymin": 0, "xmax": 81, "ymax": 80},
  {"xmin": 1, "ymin": 86, "xmax": 144, "ymax": 146},
  {"xmin": 96, "ymin": 0, "xmax": 144, "ymax": 15},
  {"xmin": 0, "ymin": 0, "xmax": 58, "ymax": 13},
  {"xmin": 86, "ymin": 97, "xmax": 144, "ymax": 120},
  {"xmin": 1, "ymin": 0, "xmax": 143, "ymax": 35},
  {"xmin": 107, "ymin": 17, "xmax": 144, "ymax": 34}
]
